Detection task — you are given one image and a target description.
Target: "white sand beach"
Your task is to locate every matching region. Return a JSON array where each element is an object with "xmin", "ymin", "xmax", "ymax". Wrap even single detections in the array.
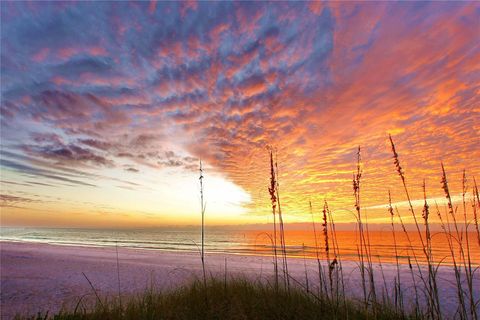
[{"xmin": 1, "ymin": 241, "xmax": 478, "ymax": 319}]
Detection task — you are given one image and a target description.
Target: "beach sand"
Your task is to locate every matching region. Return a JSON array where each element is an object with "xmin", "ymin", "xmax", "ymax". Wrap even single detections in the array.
[{"xmin": 1, "ymin": 241, "xmax": 478, "ymax": 319}]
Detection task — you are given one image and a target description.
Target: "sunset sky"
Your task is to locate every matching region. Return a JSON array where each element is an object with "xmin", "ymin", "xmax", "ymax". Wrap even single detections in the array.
[{"xmin": 1, "ymin": 1, "xmax": 479, "ymax": 228}]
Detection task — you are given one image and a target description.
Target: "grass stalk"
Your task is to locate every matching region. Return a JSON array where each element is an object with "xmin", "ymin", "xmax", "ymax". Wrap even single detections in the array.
[
  {"xmin": 302, "ymin": 243, "xmax": 310, "ymax": 294},
  {"xmin": 422, "ymin": 180, "xmax": 441, "ymax": 319},
  {"xmin": 268, "ymin": 151, "xmax": 279, "ymax": 290},
  {"xmin": 309, "ymin": 200, "xmax": 325, "ymax": 298},
  {"xmin": 353, "ymin": 146, "xmax": 368, "ymax": 311},
  {"xmin": 389, "ymin": 135, "xmax": 443, "ymax": 318},
  {"xmin": 322, "ymin": 200, "xmax": 332, "ymax": 299},
  {"xmin": 81, "ymin": 272, "xmax": 104, "ymax": 309},
  {"xmin": 441, "ymin": 164, "xmax": 468, "ymax": 319},
  {"xmin": 115, "ymin": 242, "xmax": 122, "ymax": 310},
  {"xmin": 275, "ymin": 150, "xmax": 290, "ymax": 291},
  {"xmin": 199, "ymin": 160, "xmax": 207, "ymax": 296},
  {"xmin": 388, "ymin": 190, "xmax": 404, "ymax": 315},
  {"xmin": 326, "ymin": 204, "xmax": 346, "ymax": 309},
  {"xmin": 461, "ymin": 171, "xmax": 477, "ymax": 320},
  {"xmin": 473, "ymin": 177, "xmax": 480, "ymax": 246}
]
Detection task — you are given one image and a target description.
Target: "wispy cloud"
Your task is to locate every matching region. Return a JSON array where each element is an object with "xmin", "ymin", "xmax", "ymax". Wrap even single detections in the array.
[
  {"xmin": 1, "ymin": 1, "xmax": 478, "ymax": 225},
  {"xmin": 0, "ymin": 158, "xmax": 97, "ymax": 187}
]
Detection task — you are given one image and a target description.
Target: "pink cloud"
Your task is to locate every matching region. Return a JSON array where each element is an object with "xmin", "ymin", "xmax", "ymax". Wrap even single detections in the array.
[
  {"xmin": 180, "ymin": 1, "xmax": 197, "ymax": 18},
  {"xmin": 32, "ymin": 48, "xmax": 50, "ymax": 62},
  {"xmin": 148, "ymin": 0, "xmax": 157, "ymax": 14},
  {"xmin": 56, "ymin": 46, "xmax": 108, "ymax": 60}
]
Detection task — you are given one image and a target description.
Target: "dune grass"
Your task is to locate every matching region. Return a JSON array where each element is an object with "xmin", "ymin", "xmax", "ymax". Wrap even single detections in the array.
[
  {"xmin": 16, "ymin": 136, "xmax": 479, "ymax": 319},
  {"xmin": 19, "ymin": 278, "xmax": 413, "ymax": 320}
]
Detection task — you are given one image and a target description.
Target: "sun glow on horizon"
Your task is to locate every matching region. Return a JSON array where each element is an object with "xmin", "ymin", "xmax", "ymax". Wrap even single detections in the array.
[{"xmin": 1, "ymin": 1, "xmax": 479, "ymax": 228}]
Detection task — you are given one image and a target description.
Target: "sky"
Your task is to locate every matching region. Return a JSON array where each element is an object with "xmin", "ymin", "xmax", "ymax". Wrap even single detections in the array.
[{"xmin": 1, "ymin": 1, "xmax": 479, "ymax": 228}]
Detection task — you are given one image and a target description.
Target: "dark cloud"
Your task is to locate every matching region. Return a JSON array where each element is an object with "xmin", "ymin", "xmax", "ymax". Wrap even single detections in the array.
[
  {"xmin": 31, "ymin": 90, "xmax": 101, "ymax": 122},
  {"xmin": 165, "ymin": 151, "xmax": 175, "ymax": 158},
  {"xmin": 0, "ymin": 194, "xmax": 41, "ymax": 208},
  {"xmin": 0, "ymin": 179, "xmax": 55, "ymax": 188},
  {"xmin": 0, "ymin": 150, "xmax": 96, "ymax": 178},
  {"xmin": 155, "ymin": 59, "xmax": 210, "ymax": 83},
  {"xmin": 117, "ymin": 152, "xmax": 135, "ymax": 158},
  {"xmin": 0, "ymin": 158, "xmax": 96, "ymax": 187},
  {"xmin": 158, "ymin": 151, "xmax": 200, "ymax": 170},
  {"xmin": 52, "ymin": 56, "xmax": 114, "ymax": 77},
  {"xmin": 160, "ymin": 160, "xmax": 182, "ymax": 167},
  {"xmin": 160, "ymin": 90, "xmax": 208, "ymax": 110},
  {"xmin": 183, "ymin": 156, "xmax": 198, "ymax": 163},
  {"xmin": 0, "ymin": 180, "xmax": 31, "ymax": 187},
  {"xmin": 24, "ymin": 143, "xmax": 114, "ymax": 167},
  {"xmin": 130, "ymin": 134, "xmax": 161, "ymax": 148},
  {"xmin": 79, "ymin": 139, "xmax": 114, "ymax": 151},
  {"xmin": 31, "ymin": 132, "xmax": 64, "ymax": 145},
  {"xmin": 0, "ymin": 194, "xmax": 38, "ymax": 203},
  {"xmin": 0, "ymin": 100, "xmax": 19, "ymax": 119},
  {"xmin": 1, "ymin": 1, "xmax": 478, "ymax": 219}
]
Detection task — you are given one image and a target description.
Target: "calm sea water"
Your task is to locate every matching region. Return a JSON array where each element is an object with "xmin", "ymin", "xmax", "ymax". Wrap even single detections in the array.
[{"xmin": 1, "ymin": 227, "xmax": 478, "ymax": 266}]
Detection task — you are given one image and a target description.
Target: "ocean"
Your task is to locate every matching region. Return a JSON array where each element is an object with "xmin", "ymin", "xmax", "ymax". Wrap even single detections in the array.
[{"xmin": 1, "ymin": 227, "xmax": 478, "ymax": 266}]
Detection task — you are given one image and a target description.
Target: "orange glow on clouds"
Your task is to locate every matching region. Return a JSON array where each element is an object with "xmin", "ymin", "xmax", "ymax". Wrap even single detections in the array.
[{"xmin": 0, "ymin": 2, "xmax": 479, "ymax": 227}]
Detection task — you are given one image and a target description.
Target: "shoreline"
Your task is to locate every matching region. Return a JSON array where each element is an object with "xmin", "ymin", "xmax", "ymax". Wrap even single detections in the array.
[
  {"xmin": 1, "ymin": 241, "xmax": 478, "ymax": 319},
  {"xmin": 1, "ymin": 237, "xmax": 470, "ymax": 268}
]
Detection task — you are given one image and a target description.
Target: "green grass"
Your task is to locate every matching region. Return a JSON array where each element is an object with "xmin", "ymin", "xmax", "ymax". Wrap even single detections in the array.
[{"xmin": 19, "ymin": 278, "xmax": 414, "ymax": 320}]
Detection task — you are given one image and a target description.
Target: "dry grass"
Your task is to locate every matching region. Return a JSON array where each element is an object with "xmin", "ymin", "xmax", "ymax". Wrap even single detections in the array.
[
  {"xmin": 264, "ymin": 136, "xmax": 479, "ymax": 319},
  {"xmin": 18, "ymin": 136, "xmax": 479, "ymax": 320},
  {"xmin": 19, "ymin": 278, "xmax": 413, "ymax": 320}
]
